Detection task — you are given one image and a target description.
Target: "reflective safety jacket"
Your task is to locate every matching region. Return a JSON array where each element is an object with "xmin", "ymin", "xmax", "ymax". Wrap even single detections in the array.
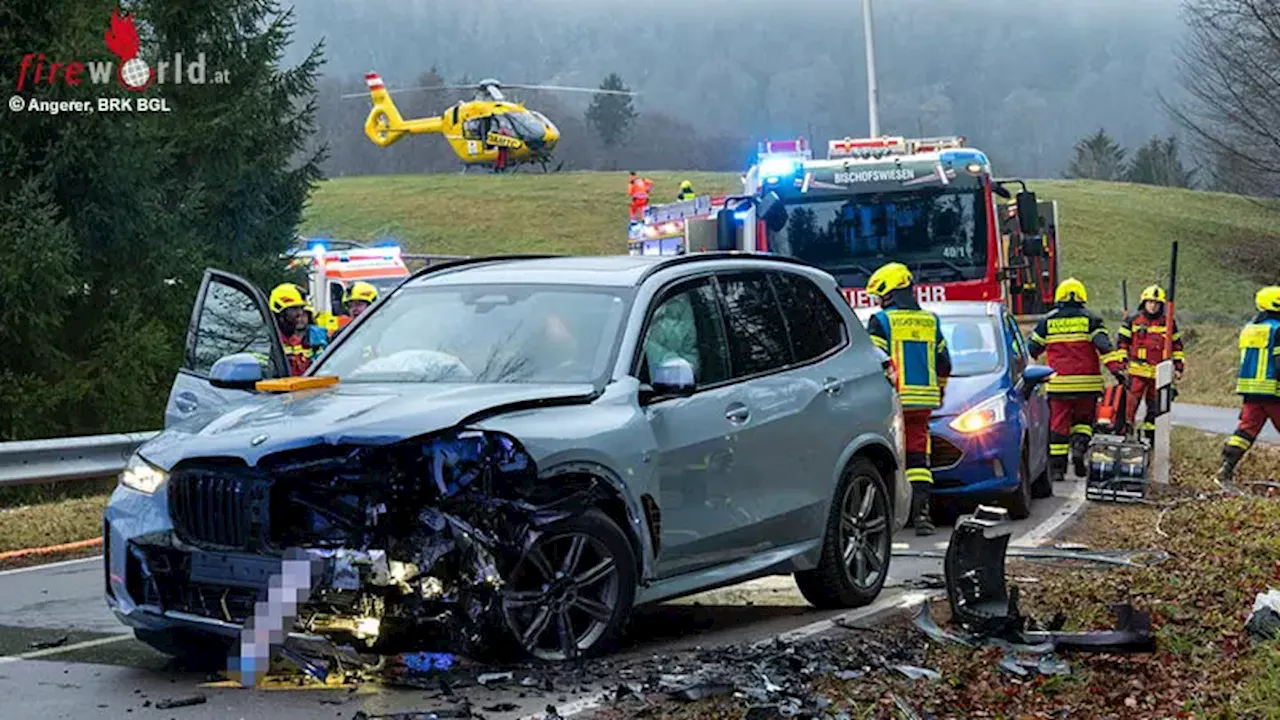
[
  {"xmin": 1118, "ymin": 310, "xmax": 1185, "ymax": 378},
  {"xmin": 280, "ymin": 331, "xmax": 314, "ymax": 376},
  {"xmin": 676, "ymin": 190, "xmax": 695, "ymax": 201},
  {"xmin": 1028, "ymin": 303, "xmax": 1125, "ymax": 395},
  {"xmin": 1237, "ymin": 315, "xmax": 1280, "ymax": 397},
  {"xmin": 866, "ymin": 305, "xmax": 952, "ymax": 409}
]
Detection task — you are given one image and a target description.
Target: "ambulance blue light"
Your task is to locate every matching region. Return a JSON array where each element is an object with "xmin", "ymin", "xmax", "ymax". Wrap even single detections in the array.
[{"xmin": 759, "ymin": 156, "xmax": 798, "ymax": 179}]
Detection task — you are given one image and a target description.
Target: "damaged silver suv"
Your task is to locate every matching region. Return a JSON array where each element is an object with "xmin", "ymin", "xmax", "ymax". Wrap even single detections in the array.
[{"xmin": 105, "ymin": 253, "xmax": 908, "ymax": 662}]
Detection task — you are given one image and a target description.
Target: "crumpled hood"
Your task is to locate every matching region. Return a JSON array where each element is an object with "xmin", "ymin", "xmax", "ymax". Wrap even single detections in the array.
[
  {"xmin": 935, "ymin": 373, "xmax": 1006, "ymax": 419},
  {"xmin": 139, "ymin": 382, "xmax": 596, "ymax": 470}
]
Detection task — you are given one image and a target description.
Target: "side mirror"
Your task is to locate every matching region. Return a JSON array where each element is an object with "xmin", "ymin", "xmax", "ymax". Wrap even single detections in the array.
[
  {"xmin": 715, "ymin": 208, "xmax": 738, "ymax": 251},
  {"xmin": 1016, "ymin": 191, "xmax": 1041, "ymax": 236},
  {"xmin": 209, "ymin": 352, "xmax": 267, "ymax": 390},
  {"xmin": 644, "ymin": 357, "xmax": 697, "ymax": 402},
  {"xmin": 1018, "ymin": 365, "xmax": 1054, "ymax": 398},
  {"xmin": 758, "ymin": 191, "xmax": 789, "ymax": 232}
]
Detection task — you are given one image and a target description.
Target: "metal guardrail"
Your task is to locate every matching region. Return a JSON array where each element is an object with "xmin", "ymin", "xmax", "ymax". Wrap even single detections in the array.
[{"xmin": 0, "ymin": 432, "xmax": 159, "ymax": 487}]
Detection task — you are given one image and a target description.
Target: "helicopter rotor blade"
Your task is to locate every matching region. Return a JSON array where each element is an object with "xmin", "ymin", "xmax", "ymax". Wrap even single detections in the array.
[
  {"xmin": 502, "ymin": 83, "xmax": 639, "ymax": 96},
  {"xmin": 339, "ymin": 84, "xmax": 476, "ymax": 99}
]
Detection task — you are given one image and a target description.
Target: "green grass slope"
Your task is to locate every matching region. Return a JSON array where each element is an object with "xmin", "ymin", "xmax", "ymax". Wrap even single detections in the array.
[{"xmin": 301, "ymin": 173, "xmax": 1278, "ymax": 318}]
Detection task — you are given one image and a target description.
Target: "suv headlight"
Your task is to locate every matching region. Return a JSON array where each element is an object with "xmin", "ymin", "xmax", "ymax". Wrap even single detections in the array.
[
  {"xmin": 120, "ymin": 454, "xmax": 168, "ymax": 494},
  {"xmin": 949, "ymin": 394, "xmax": 1007, "ymax": 434}
]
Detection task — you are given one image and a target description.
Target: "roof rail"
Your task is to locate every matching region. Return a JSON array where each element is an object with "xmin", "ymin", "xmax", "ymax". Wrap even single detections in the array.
[
  {"xmin": 407, "ymin": 254, "xmax": 564, "ymax": 281},
  {"xmin": 636, "ymin": 251, "xmax": 825, "ymax": 284}
]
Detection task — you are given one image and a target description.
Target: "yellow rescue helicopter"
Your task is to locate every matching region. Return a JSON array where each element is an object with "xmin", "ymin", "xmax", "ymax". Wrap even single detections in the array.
[{"xmin": 344, "ymin": 73, "xmax": 637, "ymax": 172}]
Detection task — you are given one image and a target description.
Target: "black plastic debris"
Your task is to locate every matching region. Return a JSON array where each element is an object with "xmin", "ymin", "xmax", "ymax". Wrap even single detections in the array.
[
  {"xmin": 671, "ymin": 682, "xmax": 734, "ymax": 701},
  {"xmin": 28, "ymin": 634, "xmax": 69, "ymax": 650},
  {"xmin": 937, "ymin": 505, "xmax": 1156, "ymax": 655},
  {"xmin": 155, "ymin": 695, "xmax": 207, "ymax": 709},
  {"xmin": 482, "ymin": 702, "xmax": 519, "ymax": 712},
  {"xmin": 1246, "ymin": 590, "xmax": 1280, "ymax": 641}
]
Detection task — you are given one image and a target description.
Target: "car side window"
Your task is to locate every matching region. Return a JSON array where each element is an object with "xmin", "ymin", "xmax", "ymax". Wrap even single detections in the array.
[
  {"xmin": 1004, "ymin": 314, "xmax": 1027, "ymax": 377},
  {"xmin": 768, "ymin": 271, "xmax": 847, "ymax": 363},
  {"xmin": 717, "ymin": 271, "xmax": 794, "ymax": 378},
  {"xmin": 188, "ymin": 277, "xmax": 276, "ymax": 377},
  {"xmin": 640, "ymin": 279, "xmax": 730, "ymax": 386}
]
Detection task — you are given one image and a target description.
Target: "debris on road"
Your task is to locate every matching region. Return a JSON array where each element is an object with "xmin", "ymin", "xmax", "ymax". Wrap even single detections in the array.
[
  {"xmin": 939, "ymin": 505, "xmax": 1156, "ymax": 654},
  {"xmin": 892, "ymin": 665, "xmax": 941, "ymax": 681},
  {"xmin": 154, "ymin": 694, "xmax": 208, "ymax": 709}
]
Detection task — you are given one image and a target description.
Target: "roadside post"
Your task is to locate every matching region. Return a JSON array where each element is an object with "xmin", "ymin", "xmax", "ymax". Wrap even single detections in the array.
[{"xmin": 1152, "ymin": 241, "xmax": 1179, "ymax": 484}]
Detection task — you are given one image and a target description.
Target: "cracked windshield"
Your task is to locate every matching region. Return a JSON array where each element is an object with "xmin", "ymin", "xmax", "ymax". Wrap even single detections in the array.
[
  {"xmin": 314, "ymin": 285, "xmax": 629, "ymax": 383},
  {"xmin": 768, "ymin": 188, "xmax": 988, "ymax": 289}
]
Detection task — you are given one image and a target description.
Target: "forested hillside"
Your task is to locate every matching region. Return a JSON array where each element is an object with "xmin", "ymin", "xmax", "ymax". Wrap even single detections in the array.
[{"xmin": 291, "ymin": 0, "xmax": 1185, "ymax": 177}]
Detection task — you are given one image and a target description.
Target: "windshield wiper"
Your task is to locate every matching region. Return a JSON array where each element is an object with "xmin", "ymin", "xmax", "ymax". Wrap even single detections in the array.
[{"xmin": 914, "ymin": 258, "xmax": 968, "ymax": 275}]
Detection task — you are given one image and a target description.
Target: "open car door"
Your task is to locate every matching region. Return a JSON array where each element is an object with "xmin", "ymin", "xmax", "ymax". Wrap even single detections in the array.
[{"xmin": 162, "ymin": 269, "xmax": 289, "ymax": 429}]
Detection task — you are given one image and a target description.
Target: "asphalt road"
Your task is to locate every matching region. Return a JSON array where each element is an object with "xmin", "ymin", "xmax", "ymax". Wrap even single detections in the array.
[
  {"xmin": 1173, "ymin": 402, "xmax": 1280, "ymax": 444},
  {"xmin": 0, "ymin": 479, "xmax": 1085, "ymax": 720}
]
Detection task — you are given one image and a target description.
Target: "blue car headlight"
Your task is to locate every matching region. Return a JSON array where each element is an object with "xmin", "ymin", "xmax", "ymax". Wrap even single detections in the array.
[
  {"xmin": 949, "ymin": 394, "xmax": 1007, "ymax": 434},
  {"xmin": 120, "ymin": 454, "xmax": 168, "ymax": 494}
]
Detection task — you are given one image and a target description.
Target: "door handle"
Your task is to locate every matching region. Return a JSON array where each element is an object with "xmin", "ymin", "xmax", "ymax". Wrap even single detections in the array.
[
  {"xmin": 175, "ymin": 392, "xmax": 199, "ymax": 413},
  {"xmin": 724, "ymin": 403, "xmax": 750, "ymax": 424},
  {"xmin": 822, "ymin": 378, "xmax": 844, "ymax": 395}
]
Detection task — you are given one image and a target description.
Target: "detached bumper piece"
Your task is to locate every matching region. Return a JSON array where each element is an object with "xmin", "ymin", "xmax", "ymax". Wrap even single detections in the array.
[
  {"xmin": 1086, "ymin": 434, "xmax": 1151, "ymax": 503},
  {"xmin": 940, "ymin": 505, "xmax": 1155, "ymax": 654}
]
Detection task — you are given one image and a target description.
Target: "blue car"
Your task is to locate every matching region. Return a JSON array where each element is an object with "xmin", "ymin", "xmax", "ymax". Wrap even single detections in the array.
[
  {"xmin": 926, "ymin": 302, "xmax": 1055, "ymax": 518},
  {"xmin": 858, "ymin": 301, "xmax": 1054, "ymax": 519}
]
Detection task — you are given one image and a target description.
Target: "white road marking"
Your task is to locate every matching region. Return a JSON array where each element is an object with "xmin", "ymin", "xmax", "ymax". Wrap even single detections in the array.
[
  {"xmin": 0, "ymin": 555, "xmax": 101, "ymax": 577},
  {"xmin": 0, "ymin": 633, "xmax": 132, "ymax": 664}
]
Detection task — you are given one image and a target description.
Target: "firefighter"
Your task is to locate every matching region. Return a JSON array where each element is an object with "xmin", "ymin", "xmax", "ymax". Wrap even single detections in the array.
[
  {"xmin": 269, "ymin": 283, "xmax": 315, "ymax": 376},
  {"xmin": 676, "ymin": 179, "xmax": 696, "ymax": 201},
  {"xmin": 864, "ymin": 262, "xmax": 951, "ymax": 536},
  {"xmin": 1117, "ymin": 284, "xmax": 1185, "ymax": 444},
  {"xmin": 1027, "ymin": 278, "xmax": 1127, "ymax": 481},
  {"xmin": 328, "ymin": 281, "xmax": 379, "ymax": 339},
  {"xmin": 628, "ymin": 171, "xmax": 653, "ymax": 223},
  {"xmin": 1218, "ymin": 286, "xmax": 1280, "ymax": 483}
]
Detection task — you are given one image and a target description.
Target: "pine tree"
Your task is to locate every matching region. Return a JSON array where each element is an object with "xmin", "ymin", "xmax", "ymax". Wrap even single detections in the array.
[
  {"xmin": 1065, "ymin": 129, "xmax": 1127, "ymax": 181},
  {"xmin": 585, "ymin": 73, "xmax": 637, "ymax": 149},
  {"xmin": 1124, "ymin": 135, "xmax": 1195, "ymax": 188},
  {"xmin": 139, "ymin": 0, "xmax": 325, "ymax": 289}
]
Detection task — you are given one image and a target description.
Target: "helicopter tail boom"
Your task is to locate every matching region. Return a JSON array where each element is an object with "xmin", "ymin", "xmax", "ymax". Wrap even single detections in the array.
[{"xmin": 362, "ymin": 72, "xmax": 443, "ymax": 147}]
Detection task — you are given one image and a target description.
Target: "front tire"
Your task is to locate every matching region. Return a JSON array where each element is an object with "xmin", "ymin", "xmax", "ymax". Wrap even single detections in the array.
[
  {"xmin": 795, "ymin": 457, "xmax": 892, "ymax": 609},
  {"xmin": 1003, "ymin": 440, "xmax": 1034, "ymax": 520},
  {"xmin": 499, "ymin": 509, "xmax": 635, "ymax": 661}
]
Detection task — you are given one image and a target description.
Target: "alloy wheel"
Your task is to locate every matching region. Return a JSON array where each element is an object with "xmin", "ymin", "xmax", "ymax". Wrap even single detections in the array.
[
  {"xmin": 839, "ymin": 474, "xmax": 890, "ymax": 591},
  {"xmin": 501, "ymin": 531, "xmax": 620, "ymax": 661}
]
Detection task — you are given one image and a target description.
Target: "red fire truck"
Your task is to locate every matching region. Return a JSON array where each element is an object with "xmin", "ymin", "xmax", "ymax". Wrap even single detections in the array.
[{"xmin": 628, "ymin": 135, "xmax": 1060, "ymax": 318}]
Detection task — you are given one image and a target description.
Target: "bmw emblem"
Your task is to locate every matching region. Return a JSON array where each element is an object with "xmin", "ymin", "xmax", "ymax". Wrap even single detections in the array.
[{"xmin": 251, "ymin": 434, "xmax": 269, "ymax": 446}]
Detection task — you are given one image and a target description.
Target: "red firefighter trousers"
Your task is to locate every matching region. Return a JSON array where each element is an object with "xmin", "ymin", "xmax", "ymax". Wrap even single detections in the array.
[
  {"xmin": 1049, "ymin": 394, "xmax": 1098, "ymax": 459},
  {"xmin": 903, "ymin": 409, "xmax": 933, "ymax": 485},
  {"xmin": 1227, "ymin": 399, "xmax": 1280, "ymax": 454},
  {"xmin": 1126, "ymin": 376, "xmax": 1159, "ymax": 431}
]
